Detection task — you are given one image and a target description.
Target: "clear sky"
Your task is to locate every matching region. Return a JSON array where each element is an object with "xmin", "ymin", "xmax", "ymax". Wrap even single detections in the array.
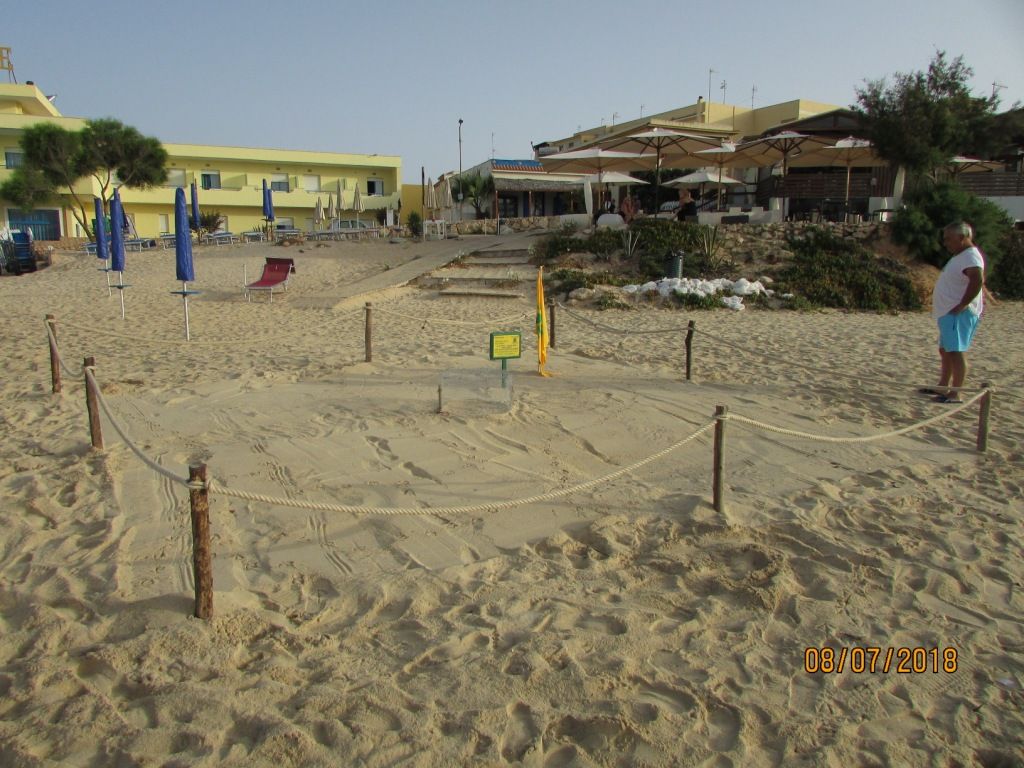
[{"xmin": 7, "ymin": 0, "xmax": 1023, "ymax": 183}]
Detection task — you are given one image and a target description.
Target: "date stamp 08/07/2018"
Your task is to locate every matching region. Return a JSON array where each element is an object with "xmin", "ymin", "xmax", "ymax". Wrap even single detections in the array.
[{"xmin": 804, "ymin": 646, "xmax": 958, "ymax": 674}]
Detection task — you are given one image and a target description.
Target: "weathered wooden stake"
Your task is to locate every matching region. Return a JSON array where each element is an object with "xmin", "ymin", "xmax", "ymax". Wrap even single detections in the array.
[
  {"xmin": 548, "ymin": 301, "xmax": 556, "ymax": 349},
  {"xmin": 685, "ymin": 320, "xmax": 695, "ymax": 381},
  {"xmin": 364, "ymin": 302, "xmax": 373, "ymax": 363},
  {"xmin": 437, "ymin": 383, "xmax": 443, "ymax": 414},
  {"xmin": 46, "ymin": 314, "xmax": 61, "ymax": 394},
  {"xmin": 713, "ymin": 405, "xmax": 727, "ymax": 513},
  {"xmin": 83, "ymin": 356, "xmax": 103, "ymax": 449},
  {"xmin": 188, "ymin": 464, "xmax": 214, "ymax": 620},
  {"xmin": 977, "ymin": 382, "xmax": 991, "ymax": 453}
]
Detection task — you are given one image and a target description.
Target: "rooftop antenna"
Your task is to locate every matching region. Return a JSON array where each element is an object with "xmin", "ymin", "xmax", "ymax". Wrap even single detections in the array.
[
  {"xmin": 611, "ymin": 111, "xmax": 620, "ymax": 126},
  {"xmin": 640, "ymin": 104, "xmax": 645, "ymax": 118},
  {"xmin": 708, "ymin": 68, "xmax": 717, "ymax": 104},
  {"xmin": 720, "ymin": 79, "xmax": 727, "ymax": 103},
  {"xmin": 751, "ymin": 84, "xmax": 758, "ymax": 109},
  {"xmin": 490, "ymin": 132, "xmax": 495, "ymax": 159},
  {"xmin": 992, "ymin": 81, "xmax": 1006, "ymax": 100},
  {"xmin": 0, "ymin": 47, "xmax": 15, "ymax": 84}
]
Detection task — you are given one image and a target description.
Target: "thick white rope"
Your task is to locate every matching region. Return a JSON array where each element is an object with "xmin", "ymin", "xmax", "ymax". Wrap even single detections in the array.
[
  {"xmin": 56, "ymin": 308, "xmax": 363, "ymax": 347},
  {"xmin": 556, "ymin": 302, "xmax": 993, "ymax": 395},
  {"xmin": 44, "ymin": 319, "xmax": 81, "ymax": 377},
  {"xmin": 724, "ymin": 390, "xmax": 986, "ymax": 443},
  {"xmin": 205, "ymin": 422, "xmax": 716, "ymax": 516},
  {"xmin": 84, "ymin": 367, "xmax": 193, "ymax": 488}
]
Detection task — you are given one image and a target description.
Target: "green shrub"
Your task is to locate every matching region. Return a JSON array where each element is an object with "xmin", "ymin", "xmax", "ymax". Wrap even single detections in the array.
[
  {"xmin": 594, "ymin": 293, "xmax": 633, "ymax": 311},
  {"xmin": 989, "ymin": 231, "xmax": 1024, "ymax": 299},
  {"xmin": 547, "ymin": 268, "xmax": 629, "ymax": 293},
  {"xmin": 891, "ymin": 182, "xmax": 1012, "ymax": 271},
  {"xmin": 776, "ymin": 227, "xmax": 921, "ymax": 311},
  {"xmin": 583, "ymin": 228, "xmax": 623, "ymax": 260},
  {"xmin": 672, "ymin": 291, "xmax": 723, "ymax": 310},
  {"xmin": 629, "ymin": 218, "xmax": 701, "ymax": 256},
  {"xmin": 407, "ymin": 211, "xmax": 422, "ymax": 236}
]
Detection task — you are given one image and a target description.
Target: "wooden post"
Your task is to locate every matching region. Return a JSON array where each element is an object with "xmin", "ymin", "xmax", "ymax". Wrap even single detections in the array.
[
  {"xmin": 437, "ymin": 383, "xmax": 443, "ymax": 414},
  {"xmin": 977, "ymin": 382, "xmax": 991, "ymax": 453},
  {"xmin": 188, "ymin": 464, "xmax": 213, "ymax": 620},
  {"xmin": 46, "ymin": 314, "xmax": 61, "ymax": 394},
  {"xmin": 713, "ymin": 405, "xmax": 727, "ymax": 513},
  {"xmin": 83, "ymin": 357, "xmax": 103, "ymax": 450},
  {"xmin": 685, "ymin": 320, "xmax": 695, "ymax": 381},
  {"xmin": 548, "ymin": 301, "xmax": 556, "ymax": 349},
  {"xmin": 364, "ymin": 302, "xmax": 373, "ymax": 363}
]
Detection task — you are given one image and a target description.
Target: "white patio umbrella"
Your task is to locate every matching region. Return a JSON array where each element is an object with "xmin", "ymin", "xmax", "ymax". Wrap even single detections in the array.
[
  {"xmin": 326, "ymin": 193, "xmax": 336, "ymax": 229},
  {"xmin": 353, "ymin": 185, "xmax": 364, "ymax": 228},
  {"xmin": 314, "ymin": 196, "xmax": 324, "ymax": 231},
  {"xmin": 583, "ymin": 177, "xmax": 593, "ymax": 217},
  {"xmin": 583, "ymin": 171, "xmax": 649, "ymax": 185},
  {"xmin": 441, "ymin": 177, "xmax": 454, "ymax": 224},
  {"xmin": 947, "ymin": 156, "xmax": 1003, "ymax": 176},
  {"xmin": 424, "ymin": 177, "xmax": 438, "ymax": 220},
  {"xmin": 596, "ymin": 128, "xmax": 722, "ymax": 207},
  {"xmin": 733, "ymin": 132, "xmax": 834, "ymax": 216},
  {"xmin": 788, "ymin": 137, "xmax": 883, "ymax": 212},
  {"xmin": 691, "ymin": 143, "xmax": 743, "ymax": 210},
  {"xmin": 541, "ymin": 149, "xmax": 645, "ymax": 213},
  {"xmin": 665, "ymin": 169, "xmax": 742, "ymax": 205}
]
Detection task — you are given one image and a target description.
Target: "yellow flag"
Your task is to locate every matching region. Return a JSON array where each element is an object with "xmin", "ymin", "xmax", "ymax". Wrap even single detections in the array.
[{"xmin": 537, "ymin": 266, "xmax": 550, "ymax": 375}]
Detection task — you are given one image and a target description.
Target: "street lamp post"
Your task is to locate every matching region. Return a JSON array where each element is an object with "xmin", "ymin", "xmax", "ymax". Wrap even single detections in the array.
[{"xmin": 457, "ymin": 118, "xmax": 464, "ymax": 221}]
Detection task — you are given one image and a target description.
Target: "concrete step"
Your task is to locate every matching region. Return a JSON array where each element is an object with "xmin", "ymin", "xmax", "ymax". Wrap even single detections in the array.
[
  {"xmin": 469, "ymin": 249, "xmax": 532, "ymax": 260},
  {"xmin": 463, "ymin": 255, "xmax": 531, "ymax": 266},
  {"xmin": 438, "ymin": 287, "xmax": 525, "ymax": 298}
]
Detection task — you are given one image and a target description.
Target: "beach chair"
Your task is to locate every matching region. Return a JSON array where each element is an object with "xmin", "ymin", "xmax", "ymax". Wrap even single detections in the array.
[
  {"xmin": 12, "ymin": 232, "xmax": 36, "ymax": 273},
  {"xmin": 244, "ymin": 257, "xmax": 295, "ymax": 302}
]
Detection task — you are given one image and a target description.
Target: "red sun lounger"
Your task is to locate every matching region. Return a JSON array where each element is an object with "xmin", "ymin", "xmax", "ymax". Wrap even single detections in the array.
[{"xmin": 245, "ymin": 257, "xmax": 295, "ymax": 302}]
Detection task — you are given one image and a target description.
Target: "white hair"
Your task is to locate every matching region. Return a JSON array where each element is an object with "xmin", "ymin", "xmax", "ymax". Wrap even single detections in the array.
[{"xmin": 944, "ymin": 221, "xmax": 974, "ymax": 239}]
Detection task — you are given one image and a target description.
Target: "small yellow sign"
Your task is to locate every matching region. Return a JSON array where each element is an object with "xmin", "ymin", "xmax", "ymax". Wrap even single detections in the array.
[{"xmin": 489, "ymin": 331, "xmax": 522, "ymax": 360}]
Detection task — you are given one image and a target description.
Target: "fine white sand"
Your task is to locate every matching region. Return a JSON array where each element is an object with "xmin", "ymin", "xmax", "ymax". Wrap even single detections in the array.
[{"xmin": 0, "ymin": 235, "xmax": 1021, "ymax": 767}]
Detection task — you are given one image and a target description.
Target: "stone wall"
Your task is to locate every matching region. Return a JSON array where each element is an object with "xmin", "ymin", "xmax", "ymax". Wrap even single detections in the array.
[{"xmin": 712, "ymin": 221, "xmax": 890, "ymax": 265}]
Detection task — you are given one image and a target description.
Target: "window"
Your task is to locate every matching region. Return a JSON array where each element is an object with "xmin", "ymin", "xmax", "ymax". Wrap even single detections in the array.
[
  {"xmin": 367, "ymin": 178, "xmax": 384, "ymax": 196},
  {"xmin": 165, "ymin": 168, "xmax": 186, "ymax": 187},
  {"xmin": 158, "ymin": 213, "xmax": 169, "ymax": 233},
  {"xmin": 200, "ymin": 171, "xmax": 221, "ymax": 190},
  {"xmin": 5, "ymin": 151, "xmax": 24, "ymax": 169},
  {"xmin": 270, "ymin": 173, "xmax": 289, "ymax": 192},
  {"xmin": 302, "ymin": 174, "xmax": 320, "ymax": 192},
  {"xmin": 275, "ymin": 217, "xmax": 294, "ymax": 229}
]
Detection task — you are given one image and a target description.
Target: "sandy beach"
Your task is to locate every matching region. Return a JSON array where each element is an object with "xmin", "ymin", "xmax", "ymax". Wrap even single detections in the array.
[{"xmin": 0, "ymin": 235, "xmax": 1021, "ymax": 767}]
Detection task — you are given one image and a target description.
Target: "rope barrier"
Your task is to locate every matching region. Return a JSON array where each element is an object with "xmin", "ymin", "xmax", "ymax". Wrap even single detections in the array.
[
  {"xmin": 203, "ymin": 422, "xmax": 715, "ymax": 516},
  {"xmin": 56, "ymin": 308, "xmax": 364, "ymax": 348},
  {"xmin": 556, "ymin": 302, "xmax": 993, "ymax": 395},
  {"xmin": 724, "ymin": 390, "xmax": 986, "ymax": 443},
  {"xmin": 44, "ymin": 319, "xmax": 81, "ymax": 378},
  {"xmin": 84, "ymin": 367, "xmax": 192, "ymax": 488}
]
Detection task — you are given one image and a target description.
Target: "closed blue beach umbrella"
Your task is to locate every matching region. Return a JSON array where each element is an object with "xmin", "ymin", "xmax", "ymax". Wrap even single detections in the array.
[
  {"xmin": 93, "ymin": 197, "xmax": 112, "ymax": 296},
  {"xmin": 190, "ymin": 180, "xmax": 200, "ymax": 230},
  {"xmin": 173, "ymin": 187, "xmax": 198, "ymax": 339},
  {"xmin": 262, "ymin": 179, "xmax": 275, "ymax": 221},
  {"xmin": 110, "ymin": 189, "xmax": 126, "ymax": 273},
  {"xmin": 109, "ymin": 188, "xmax": 128, "ymax": 319},
  {"xmin": 175, "ymin": 188, "xmax": 195, "ymax": 281}
]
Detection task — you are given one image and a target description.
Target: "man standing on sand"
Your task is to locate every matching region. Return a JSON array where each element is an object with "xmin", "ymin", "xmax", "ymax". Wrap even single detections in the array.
[{"xmin": 925, "ymin": 221, "xmax": 986, "ymax": 403}]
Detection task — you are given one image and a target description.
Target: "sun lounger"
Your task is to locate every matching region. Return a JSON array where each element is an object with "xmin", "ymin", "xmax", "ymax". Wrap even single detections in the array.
[{"xmin": 244, "ymin": 257, "xmax": 295, "ymax": 302}]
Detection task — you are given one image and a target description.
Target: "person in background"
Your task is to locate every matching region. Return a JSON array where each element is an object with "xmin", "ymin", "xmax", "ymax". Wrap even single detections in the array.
[
  {"xmin": 923, "ymin": 221, "xmax": 986, "ymax": 403},
  {"xmin": 619, "ymin": 192, "xmax": 635, "ymax": 224},
  {"xmin": 677, "ymin": 189, "xmax": 698, "ymax": 221}
]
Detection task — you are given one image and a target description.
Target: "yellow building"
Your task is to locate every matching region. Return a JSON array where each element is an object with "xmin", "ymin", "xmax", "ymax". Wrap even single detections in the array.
[
  {"xmin": 0, "ymin": 82, "xmax": 401, "ymax": 240},
  {"xmin": 534, "ymin": 98, "xmax": 845, "ymax": 155}
]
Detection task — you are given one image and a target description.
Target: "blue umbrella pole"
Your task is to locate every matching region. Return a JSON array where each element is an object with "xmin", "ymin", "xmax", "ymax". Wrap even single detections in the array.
[{"xmin": 182, "ymin": 281, "xmax": 191, "ymax": 341}]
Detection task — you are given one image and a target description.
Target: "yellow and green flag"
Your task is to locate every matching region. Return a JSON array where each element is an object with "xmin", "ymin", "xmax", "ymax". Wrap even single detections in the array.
[{"xmin": 537, "ymin": 266, "xmax": 551, "ymax": 376}]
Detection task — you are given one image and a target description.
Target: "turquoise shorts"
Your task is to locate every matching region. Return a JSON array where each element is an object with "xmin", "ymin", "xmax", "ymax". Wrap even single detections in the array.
[{"xmin": 937, "ymin": 311, "xmax": 980, "ymax": 352}]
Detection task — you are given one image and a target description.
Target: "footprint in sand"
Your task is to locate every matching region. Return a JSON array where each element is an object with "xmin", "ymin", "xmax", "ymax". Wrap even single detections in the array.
[{"xmin": 500, "ymin": 702, "xmax": 538, "ymax": 763}]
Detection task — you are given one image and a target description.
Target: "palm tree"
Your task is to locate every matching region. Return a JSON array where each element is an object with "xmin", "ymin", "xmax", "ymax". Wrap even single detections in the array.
[{"xmin": 451, "ymin": 172, "xmax": 495, "ymax": 219}]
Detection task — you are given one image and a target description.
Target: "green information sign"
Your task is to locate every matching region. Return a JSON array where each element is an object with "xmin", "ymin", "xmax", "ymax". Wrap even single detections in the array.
[{"xmin": 489, "ymin": 331, "xmax": 522, "ymax": 360}]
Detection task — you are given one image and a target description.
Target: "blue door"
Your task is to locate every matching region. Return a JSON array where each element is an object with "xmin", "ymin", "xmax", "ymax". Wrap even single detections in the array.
[{"xmin": 8, "ymin": 208, "xmax": 61, "ymax": 240}]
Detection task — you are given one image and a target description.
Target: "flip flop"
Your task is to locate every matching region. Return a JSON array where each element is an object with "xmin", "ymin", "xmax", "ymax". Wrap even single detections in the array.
[
  {"xmin": 932, "ymin": 395, "xmax": 963, "ymax": 404},
  {"xmin": 918, "ymin": 387, "xmax": 942, "ymax": 395}
]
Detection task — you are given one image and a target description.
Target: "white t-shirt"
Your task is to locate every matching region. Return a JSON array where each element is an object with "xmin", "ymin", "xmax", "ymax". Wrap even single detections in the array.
[{"xmin": 932, "ymin": 246, "xmax": 985, "ymax": 319}]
